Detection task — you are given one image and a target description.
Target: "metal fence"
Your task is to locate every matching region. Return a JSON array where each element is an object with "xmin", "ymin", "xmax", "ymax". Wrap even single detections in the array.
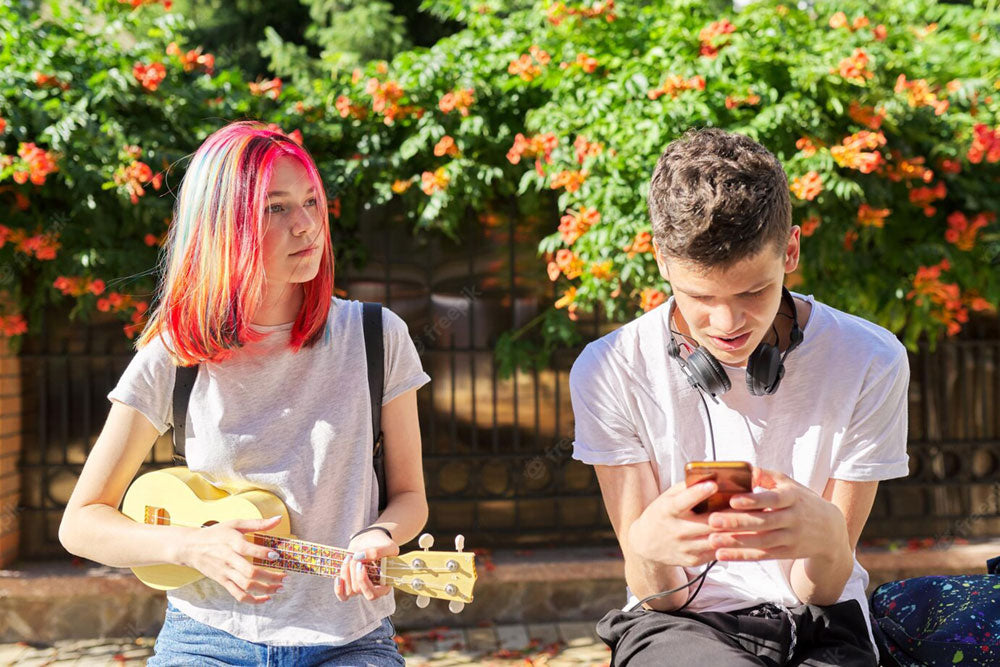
[{"xmin": 13, "ymin": 210, "xmax": 1000, "ymax": 558}]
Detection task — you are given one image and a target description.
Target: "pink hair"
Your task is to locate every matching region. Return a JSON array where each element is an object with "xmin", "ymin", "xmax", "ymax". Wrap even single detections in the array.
[{"xmin": 137, "ymin": 121, "xmax": 334, "ymax": 364}]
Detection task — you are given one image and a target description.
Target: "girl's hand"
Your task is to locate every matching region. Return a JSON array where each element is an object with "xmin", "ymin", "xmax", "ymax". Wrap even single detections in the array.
[
  {"xmin": 175, "ymin": 515, "xmax": 288, "ymax": 604},
  {"xmin": 336, "ymin": 528, "xmax": 399, "ymax": 602}
]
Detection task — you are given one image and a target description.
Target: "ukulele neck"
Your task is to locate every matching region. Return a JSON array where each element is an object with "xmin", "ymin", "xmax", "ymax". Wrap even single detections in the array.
[{"xmin": 249, "ymin": 533, "xmax": 382, "ymax": 579}]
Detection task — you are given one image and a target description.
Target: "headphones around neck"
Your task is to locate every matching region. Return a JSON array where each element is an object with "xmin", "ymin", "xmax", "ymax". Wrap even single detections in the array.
[{"xmin": 666, "ymin": 286, "xmax": 803, "ymax": 399}]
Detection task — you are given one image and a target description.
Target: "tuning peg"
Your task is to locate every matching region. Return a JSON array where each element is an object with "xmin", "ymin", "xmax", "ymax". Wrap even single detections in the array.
[
  {"xmin": 448, "ymin": 600, "xmax": 465, "ymax": 614},
  {"xmin": 418, "ymin": 533, "xmax": 434, "ymax": 551},
  {"xmin": 416, "ymin": 594, "xmax": 430, "ymax": 609},
  {"xmin": 454, "ymin": 534, "xmax": 465, "ymax": 552}
]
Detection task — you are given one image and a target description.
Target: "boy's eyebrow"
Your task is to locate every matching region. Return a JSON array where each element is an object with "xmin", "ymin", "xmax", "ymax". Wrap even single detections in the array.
[{"xmin": 266, "ymin": 186, "xmax": 316, "ymax": 197}]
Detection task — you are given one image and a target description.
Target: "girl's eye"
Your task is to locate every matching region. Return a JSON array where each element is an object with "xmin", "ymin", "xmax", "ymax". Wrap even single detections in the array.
[
  {"xmin": 268, "ymin": 203, "xmax": 285, "ymax": 214},
  {"xmin": 305, "ymin": 198, "xmax": 317, "ymax": 207}
]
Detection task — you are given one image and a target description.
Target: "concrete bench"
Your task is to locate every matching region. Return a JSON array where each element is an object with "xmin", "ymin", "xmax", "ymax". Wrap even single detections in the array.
[{"xmin": 2, "ymin": 541, "xmax": 998, "ymax": 643}]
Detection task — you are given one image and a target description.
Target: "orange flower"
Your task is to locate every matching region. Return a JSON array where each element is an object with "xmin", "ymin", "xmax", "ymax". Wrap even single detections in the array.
[
  {"xmin": 0, "ymin": 118, "xmax": 6, "ymax": 134},
  {"xmin": 420, "ymin": 167, "xmax": 450, "ymax": 195},
  {"xmin": 364, "ymin": 79, "xmax": 420, "ymax": 125},
  {"xmin": 907, "ymin": 259, "xmax": 968, "ymax": 335},
  {"xmin": 790, "ymin": 171, "xmax": 823, "ymax": 201},
  {"xmin": 894, "ymin": 75, "xmax": 949, "ymax": 115},
  {"xmin": 0, "ymin": 314, "xmax": 28, "ymax": 337},
  {"xmin": 391, "ymin": 179, "xmax": 412, "ymax": 194},
  {"xmin": 575, "ymin": 53, "xmax": 599, "ymax": 73},
  {"xmin": 796, "ymin": 137, "xmax": 818, "ymax": 157},
  {"xmin": 249, "ymin": 77, "xmax": 282, "ymax": 100},
  {"xmin": 938, "ymin": 158, "xmax": 962, "ymax": 175},
  {"xmin": 857, "ymin": 204, "xmax": 890, "ymax": 227},
  {"xmin": 33, "ymin": 72, "xmax": 70, "ymax": 90},
  {"xmin": 647, "ymin": 75, "xmax": 705, "ymax": 100},
  {"xmin": 573, "ymin": 135, "xmax": 603, "ymax": 164},
  {"xmin": 550, "ymin": 169, "xmax": 588, "ymax": 193},
  {"xmin": 335, "ymin": 95, "xmax": 368, "ymax": 120},
  {"xmin": 16, "ymin": 230, "xmax": 61, "ymax": 260},
  {"xmin": 558, "ymin": 207, "xmax": 600, "ymax": 245},
  {"xmin": 848, "ymin": 101, "xmax": 886, "ymax": 130},
  {"xmin": 945, "ymin": 211, "xmax": 993, "ymax": 251},
  {"xmin": 167, "ymin": 43, "xmax": 214, "ymax": 75},
  {"xmin": 843, "ymin": 229, "xmax": 859, "ymax": 251},
  {"xmin": 554, "ymin": 287, "xmax": 578, "ymax": 321},
  {"xmin": 968, "ymin": 124, "xmax": 1000, "ymax": 164},
  {"xmin": 830, "ymin": 131, "xmax": 886, "ymax": 174},
  {"xmin": 144, "ymin": 233, "xmax": 159, "ymax": 246},
  {"xmin": 132, "ymin": 62, "xmax": 166, "ymax": 92},
  {"xmin": 12, "ymin": 143, "xmax": 59, "ymax": 185},
  {"xmin": 828, "ymin": 12, "xmax": 848, "ymax": 29},
  {"xmin": 699, "ymin": 19, "xmax": 736, "ymax": 59},
  {"xmin": 548, "ymin": 0, "xmax": 616, "ymax": 25},
  {"xmin": 509, "ymin": 47, "xmax": 550, "ymax": 82},
  {"xmin": 624, "ymin": 231, "xmax": 653, "ymax": 258},
  {"xmin": 507, "ymin": 133, "xmax": 559, "ymax": 173},
  {"xmin": 433, "ymin": 136, "xmax": 460, "ymax": 158},
  {"xmin": 908, "ymin": 181, "xmax": 947, "ymax": 217},
  {"xmin": 554, "ymin": 249, "xmax": 584, "ymax": 279},
  {"xmin": 546, "ymin": 260, "xmax": 562, "ymax": 282},
  {"xmin": 114, "ymin": 160, "xmax": 162, "ymax": 204},
  {"xmin": 438, "ymin": 88, "xmax": 475, "ymax": 116},
  {"xmin": 873, "ymin": 25, "xmax": 888, "ymax": 41},
  {"xmin": 590, "ymin": 261, "xmax": 614, "ymax": 281},
  {"xmin": 885, "ymin": 153, "xmax": 933, "ymax": 183},
  {"xmin": 640, "ymin": 288, "xmax": 666, "ymax": 312},
  {"xmin": 801, "ymin": 215, "xmax": 820, "ymax": 237},
  {"xmin": 852, "ymin": 16, "xmax": 869, "ymax": 30},
  {"xmin": 835, "ymin": 48, "xmax": 873, "ymax": 82},
  {"xmin": 724, "ymin": 89, "xmax": 761, "ymax": 109},
  {"xmin": 53, "ymin": 276, "xmax": 106, "ymax": 297}
]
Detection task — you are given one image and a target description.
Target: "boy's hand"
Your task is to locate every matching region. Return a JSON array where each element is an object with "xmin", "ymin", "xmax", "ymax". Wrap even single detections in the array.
[
  {"xmin": 705, "ymin": 466, "xmax": 847, "ymax": 562},
  {"xmin": 629, "ymin": 478, "xmax": 720, "ymax": 568}
]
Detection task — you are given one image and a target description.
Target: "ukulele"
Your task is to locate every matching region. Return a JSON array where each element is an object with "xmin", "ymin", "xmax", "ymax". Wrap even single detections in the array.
[{"xmin": 121, "ymin": 467, "xmax": 476, "ymax": 612}]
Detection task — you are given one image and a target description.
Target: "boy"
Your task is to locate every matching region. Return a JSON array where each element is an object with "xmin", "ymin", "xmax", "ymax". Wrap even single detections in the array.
[{"xmin": 569, "ymin": 129, "xmax": 909, "ymax": 666}]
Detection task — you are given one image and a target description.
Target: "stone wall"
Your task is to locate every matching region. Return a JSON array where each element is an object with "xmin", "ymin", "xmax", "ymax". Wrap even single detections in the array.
[{"xmin": 0, "ymin": 342, "xmax": 21, "ymax": 568}]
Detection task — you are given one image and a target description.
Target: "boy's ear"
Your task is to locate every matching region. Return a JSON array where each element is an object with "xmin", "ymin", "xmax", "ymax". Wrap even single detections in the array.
[{"xmin": 784, "ymin": 227, "xmax": 801, "ymax": 274}]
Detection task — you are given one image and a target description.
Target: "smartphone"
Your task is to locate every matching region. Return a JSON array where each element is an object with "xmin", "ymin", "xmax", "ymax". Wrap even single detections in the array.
[{"xmin": 684, "ymin": 461, "xmax": 753, "ymax": 514}]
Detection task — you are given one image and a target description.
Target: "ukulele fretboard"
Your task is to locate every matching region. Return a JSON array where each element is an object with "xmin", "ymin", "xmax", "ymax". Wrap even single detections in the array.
[{"xmin": 251, "ymin": 534, "xmax": 382, "ymax": 580}]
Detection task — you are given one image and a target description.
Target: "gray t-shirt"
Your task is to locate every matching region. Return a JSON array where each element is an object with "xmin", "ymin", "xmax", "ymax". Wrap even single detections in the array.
[{"xmin": 108, "ymin": 298, "xmax": 431, "ymax": 646}]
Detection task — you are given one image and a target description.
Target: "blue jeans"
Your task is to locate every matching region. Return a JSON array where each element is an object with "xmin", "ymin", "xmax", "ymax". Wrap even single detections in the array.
[{"xmin": 148, "ymin": 602, "xmax": 405, "ymax": 666}]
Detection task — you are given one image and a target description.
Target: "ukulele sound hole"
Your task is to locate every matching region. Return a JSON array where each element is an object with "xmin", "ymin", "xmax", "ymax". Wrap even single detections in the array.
[{"xmin": 145, "ymin": 506, "xmax": 171, "ymax": 526}]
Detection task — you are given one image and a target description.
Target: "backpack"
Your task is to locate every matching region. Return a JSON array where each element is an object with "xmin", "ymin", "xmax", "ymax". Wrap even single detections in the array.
[
  {"xmin": 170, "ymin": 301, "xmax": 388, "ymax": 512},
  {"xmin": 869, "ymin": 556, "xmax": 1000, "ymax": 666}
]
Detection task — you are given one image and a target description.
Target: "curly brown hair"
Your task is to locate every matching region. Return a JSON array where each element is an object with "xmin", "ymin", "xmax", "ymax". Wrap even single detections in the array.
[{"xmin": 647, "ymin": 128, "xmax": 792, "ymax": 268}]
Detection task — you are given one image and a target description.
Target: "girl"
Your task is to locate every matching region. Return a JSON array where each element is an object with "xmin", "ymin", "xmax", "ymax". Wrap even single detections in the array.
[{"xmin": 58, "ymin": 121, "xmax": 430, "ymax": 665}]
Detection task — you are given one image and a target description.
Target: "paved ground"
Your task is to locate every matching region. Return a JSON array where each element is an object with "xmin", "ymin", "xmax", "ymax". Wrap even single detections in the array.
[{"xmin": 0, "ymin": 622, "xmax": 611, "ymax": 666}]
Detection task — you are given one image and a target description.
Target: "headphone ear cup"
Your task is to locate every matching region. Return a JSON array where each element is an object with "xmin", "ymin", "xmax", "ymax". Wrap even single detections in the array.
[
  {"xmin": 687, "ymin": 348, "xmax": 731, "ymax": 397},
  {"xmin": 746, "ymin": 343, "xmax": 782, "ymax": 396}
]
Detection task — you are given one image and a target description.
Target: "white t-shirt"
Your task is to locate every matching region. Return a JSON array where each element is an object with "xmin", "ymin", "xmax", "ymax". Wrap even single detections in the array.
[
  {"xmin": 108, "ymin": 298, "xmax": 431, "ymax": 646},
  {"xmin": 569, "ymin": 293, "xmax": 909, "ymax": 646}
]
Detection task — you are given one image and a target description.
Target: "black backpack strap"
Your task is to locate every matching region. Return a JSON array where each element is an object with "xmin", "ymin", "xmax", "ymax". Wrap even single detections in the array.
[
  {"xmin": 362, "ymin": 302, "xmax": 387, "ymax": 512},
  {"xmin": 171, "ymin": 364, "xmax": 198, "ymax": 466}
]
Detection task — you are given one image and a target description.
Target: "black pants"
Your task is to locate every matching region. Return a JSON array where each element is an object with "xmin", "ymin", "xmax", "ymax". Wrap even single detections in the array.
[{"xmin": 597, "ymin": 600, "xmax": 878, "ymax": 667}]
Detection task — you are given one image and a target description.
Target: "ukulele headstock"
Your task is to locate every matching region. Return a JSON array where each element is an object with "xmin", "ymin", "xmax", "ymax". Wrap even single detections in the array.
[{"xmin": 384, "ymin": 534, "xmax": 476, "ymax": 613}]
